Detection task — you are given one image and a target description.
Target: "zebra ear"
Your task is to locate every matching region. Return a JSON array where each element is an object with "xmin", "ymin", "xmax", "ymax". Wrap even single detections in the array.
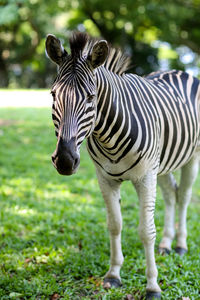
[
  {"xmin": 45, "ymin": 34, "xmax": 68, "ymax": 65},
  {"xmin": 88, "ymin": 40, "xmax": 108, "ymax": 69}
]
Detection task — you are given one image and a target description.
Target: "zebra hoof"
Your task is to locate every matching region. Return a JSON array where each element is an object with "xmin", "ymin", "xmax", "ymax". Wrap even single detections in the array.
[
  {"xmin": 158, "ymin": 247, "xmax": 171, "ymax": 255},
  {"xmin": 103, "ymin": 277, "xmax": 122, "ymax": 289},
  {"xmin": 146, "ymin": 291, "xmax": 161, "ymax": 299},
  {"xmin": 175, "ymin": 247, "xmax": 187, "ymax": 256}
]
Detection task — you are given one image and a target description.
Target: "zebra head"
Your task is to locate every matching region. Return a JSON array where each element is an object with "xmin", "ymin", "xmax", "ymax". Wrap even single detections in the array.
[{"xmin": 45, "ymin": 33, "xmax": 108, "ymax": 175}]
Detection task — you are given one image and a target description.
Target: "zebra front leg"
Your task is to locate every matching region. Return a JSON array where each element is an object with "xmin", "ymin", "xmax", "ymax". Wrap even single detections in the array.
[
  {"xmin": 96, "ymin": 169, "xmax": 124, "ymax": 288},
  {"xmin": 157, "ymin": 173, "xmax": 177, "ymax": 254},
  {"xmin": 176, "ymin": 153, "xmax": 199, "ymax": 255},
  {"xmin": 134, "ymin": 170, "xmax": 161, "ymax": 299}
]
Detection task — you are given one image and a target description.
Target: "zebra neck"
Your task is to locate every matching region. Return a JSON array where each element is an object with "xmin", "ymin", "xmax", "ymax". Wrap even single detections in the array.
[
  {"xmin": 89, "ymin": 69, "xmax": 144, "ymax": 166},
  {"xmin": 93, "ymin": 69, "xmax": 130, "ymax": 146}
]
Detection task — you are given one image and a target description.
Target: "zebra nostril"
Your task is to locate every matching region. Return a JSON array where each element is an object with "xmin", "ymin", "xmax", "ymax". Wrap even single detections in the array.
[
  {"xmin": 73, "ymin": 153, "xmax": 80, "ymax": 169},
  {"xmin": 74, "ymin": 157, "xmax": 79, "ymax": 168}
]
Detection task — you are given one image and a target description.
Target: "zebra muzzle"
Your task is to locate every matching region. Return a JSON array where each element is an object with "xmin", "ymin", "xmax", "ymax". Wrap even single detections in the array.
[{"xmin": 51, "ymin": 137, "xmax": 80, "ymax": 176}]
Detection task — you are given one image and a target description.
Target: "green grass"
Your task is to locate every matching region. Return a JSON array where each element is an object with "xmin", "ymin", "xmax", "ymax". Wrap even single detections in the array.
[{"xmin": 0, "ymin": 107, "xmax": 200, "ymax": 299}]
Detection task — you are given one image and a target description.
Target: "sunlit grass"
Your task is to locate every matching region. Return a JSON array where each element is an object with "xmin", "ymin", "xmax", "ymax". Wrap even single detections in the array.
[
  {"xmin": 0, "ymin": 107, "xmax": 200, "ymax": 299},
  {"xmin": 0, "ymin": 90, "xmax": 51, "ymax": 107}
]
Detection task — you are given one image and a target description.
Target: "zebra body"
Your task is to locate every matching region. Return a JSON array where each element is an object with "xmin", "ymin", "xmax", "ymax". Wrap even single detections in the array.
[
  {"xmin": 88, "ymin": 69, "xmax": 200, "ymax": 182},
  {"xmin": 46, "ymin": 33, "xmax": 200, "ymax": 298}
]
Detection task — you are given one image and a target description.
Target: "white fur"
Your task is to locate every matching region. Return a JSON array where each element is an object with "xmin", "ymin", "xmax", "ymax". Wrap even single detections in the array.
[
  {"xmin": 134, "ymin": 169, "xmax": 161, "ymax": 293},
  {"xmin": 96, "ymin": 168, "xmax": 124, "ymax": 281},
  {"xmin": 158, "ymin": 173, "xmax": 177, "ymax": 250},
  {"xmin": 176, "ymin": 153, "xmax": 199, "ymax": 249},
  {"xmin": 94, "ymin": 149, "xmax": 200, "ymax": 294},
  {"xmin": 96, "ymin": 164, "xmax": 162, "ymax": 292},
  {"xmin": 158, "ymin": 152, "xmax": 199, "ymax": 251}
]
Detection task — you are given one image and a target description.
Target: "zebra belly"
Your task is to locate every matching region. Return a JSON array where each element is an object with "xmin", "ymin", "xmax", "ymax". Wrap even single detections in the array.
[
  {"xmin": 158, "ymin": 141, "xmax": 199, "ymax": 175},
  {"xmin": 157, "ymin": 119, "xmax": 200, "ymax": 175}
]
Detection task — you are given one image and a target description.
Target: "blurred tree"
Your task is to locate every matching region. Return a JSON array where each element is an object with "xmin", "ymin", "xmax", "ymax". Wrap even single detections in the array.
[
  {"xmin": 68, "ymin": 0, "xmax": 200, "ymax": 74},
  {"xmin": 0, "ymin": 0, "xmax": 70, "ymax": 88},
  {"xmin": 0, "ymin": 0, "xmax": 200, "ymax": 88}
]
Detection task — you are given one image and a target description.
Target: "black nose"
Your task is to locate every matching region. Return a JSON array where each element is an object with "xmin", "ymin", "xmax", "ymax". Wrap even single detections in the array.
[{"xmin": 52, "ymin": 137, "xmax": 80, "ymax": 175}]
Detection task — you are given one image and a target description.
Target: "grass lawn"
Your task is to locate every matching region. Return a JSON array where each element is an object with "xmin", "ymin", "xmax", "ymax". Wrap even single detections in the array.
[{"xmin": 0, "ymin": 107, "xmax": 200, "ymax": 299}]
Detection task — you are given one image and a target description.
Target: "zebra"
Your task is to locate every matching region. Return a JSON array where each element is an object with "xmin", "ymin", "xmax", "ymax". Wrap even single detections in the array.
[{"xmin": 45, "ymin": 32, "xmax": 200, "ymax": 299}]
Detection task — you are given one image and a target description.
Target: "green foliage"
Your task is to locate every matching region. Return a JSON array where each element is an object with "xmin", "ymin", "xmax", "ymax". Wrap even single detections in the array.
[
  {"xmin": 0, "ymin": 102, "xmax": 200, "ymax": 299},
  {"xmin": 1, "ymin": 1, "xmax": 200, "ymax": 88},
  {"xmin": 0, "ymin": 2, "xmax": 18, "ymax": 25}
]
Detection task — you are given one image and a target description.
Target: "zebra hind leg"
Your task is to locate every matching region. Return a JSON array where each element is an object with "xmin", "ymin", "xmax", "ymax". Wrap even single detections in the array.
[
  {"xmin": 157, "ymin": 173, "xmax": 177, "ymax": 254},
  {"xmin": 175, "ymin": 153, "xmax": 199, "ymax": 255}
]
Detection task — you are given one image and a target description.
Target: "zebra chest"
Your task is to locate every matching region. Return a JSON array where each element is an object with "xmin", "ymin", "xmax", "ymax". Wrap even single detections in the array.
[{"xmin": 86, "ymin": 138, "xmax": 156, "ymax": 181}]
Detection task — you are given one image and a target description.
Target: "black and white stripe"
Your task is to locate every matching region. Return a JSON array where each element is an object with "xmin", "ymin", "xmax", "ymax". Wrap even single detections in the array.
[{"xmin": 51, "ymin": 55, "xmax": 97, "ymax": 147}]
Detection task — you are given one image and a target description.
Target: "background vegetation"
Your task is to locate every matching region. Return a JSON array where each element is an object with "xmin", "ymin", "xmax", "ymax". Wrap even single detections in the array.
[
  {"xmin": 1, "ymin": 0, "xmax": 200, "ymax": 88},
  {"xmin": 0, "ymin": 104, "xmax": 200, "ymax": 299}
]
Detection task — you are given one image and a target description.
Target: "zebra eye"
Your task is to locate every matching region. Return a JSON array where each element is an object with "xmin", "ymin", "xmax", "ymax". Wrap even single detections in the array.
[
  {"xmin": 87, "ymin": 94, "xmax": 95, "ymax": 103},
  {"xmin": 51, "ymin": 91, "xmax": 56, "ymax": 98}
]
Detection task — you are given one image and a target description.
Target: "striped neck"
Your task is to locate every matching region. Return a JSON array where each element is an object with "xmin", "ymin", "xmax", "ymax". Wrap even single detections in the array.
[{"xmin": 93, "ymin": 68, "xmax": 124, "ymax": 141}]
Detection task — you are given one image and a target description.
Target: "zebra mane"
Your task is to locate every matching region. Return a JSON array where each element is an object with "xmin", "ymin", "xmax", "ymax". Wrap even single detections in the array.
[
  {"xmin": 69, "ymin": 32, "xmax": 89, "ymax": 58},
  {"xmin": 104, "ymin": 47, "xmax": 131, "ymax": 75},
  {"xmin": 69, "ymin": 32, "xmax": 131, "ymax": 75}
]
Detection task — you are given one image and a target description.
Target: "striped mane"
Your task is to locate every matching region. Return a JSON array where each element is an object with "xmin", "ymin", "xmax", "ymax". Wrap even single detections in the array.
[{"xmin": 69, "ymin": 32, "xmax": 131, "ymax": 75}]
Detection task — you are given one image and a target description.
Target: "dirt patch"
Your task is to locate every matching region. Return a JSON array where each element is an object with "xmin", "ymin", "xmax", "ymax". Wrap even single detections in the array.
[{"xmin": 0, "ymin": 119, "xmax": 19, "ymax": 126}]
